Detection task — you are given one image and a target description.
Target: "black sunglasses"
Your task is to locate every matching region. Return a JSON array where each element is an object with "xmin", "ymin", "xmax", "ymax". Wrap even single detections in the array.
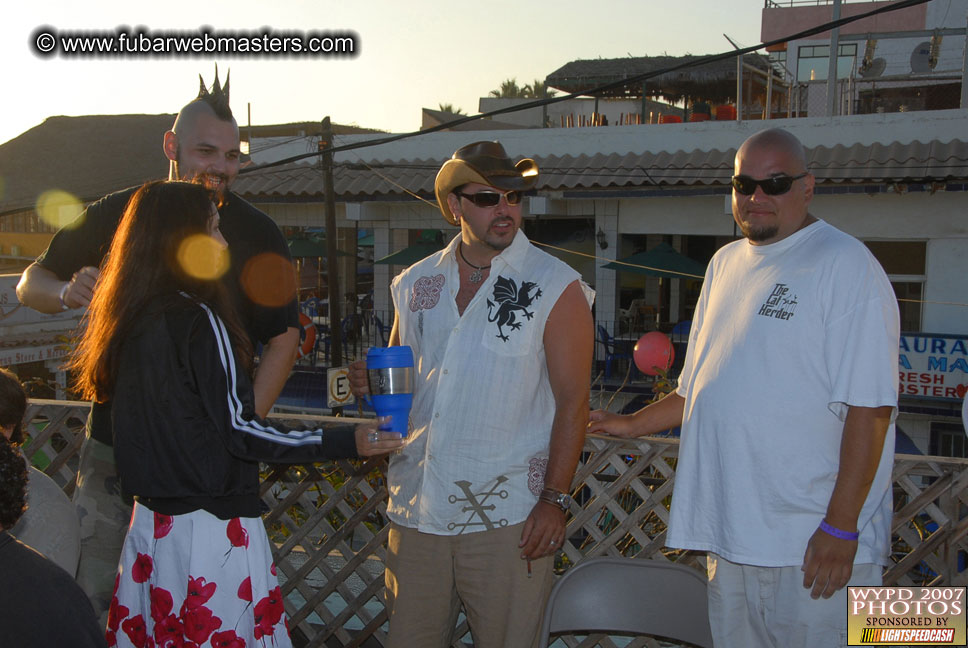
[
  {"xmin": 456, "ymin": 190, "xmax": 522, "ymax": 207},
  {"xmin": 731, "ymin": 172, "xmax": 808, "ymax": 196}
]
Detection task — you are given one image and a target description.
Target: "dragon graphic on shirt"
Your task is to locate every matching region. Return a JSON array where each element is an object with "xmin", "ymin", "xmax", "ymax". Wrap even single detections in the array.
[{"xmin": 486, "ymin": 276, "xmax": 542, "ymax": 341}]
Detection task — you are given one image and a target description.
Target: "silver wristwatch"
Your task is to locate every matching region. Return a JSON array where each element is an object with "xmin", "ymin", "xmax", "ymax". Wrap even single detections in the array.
[{"xmin": 539, "ymin": 487, "xmax": 572, "ymax": 512}]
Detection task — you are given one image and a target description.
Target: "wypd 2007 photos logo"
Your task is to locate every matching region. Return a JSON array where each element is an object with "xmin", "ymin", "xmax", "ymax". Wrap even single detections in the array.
[{"xmin": 848, "ymin": 586, "xmax": 967, "ymax": 645}]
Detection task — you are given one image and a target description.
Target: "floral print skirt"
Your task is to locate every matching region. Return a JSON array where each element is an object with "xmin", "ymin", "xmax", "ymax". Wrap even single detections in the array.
[{"xmin": 107, "ymin": 502, "xmax": 292, "ymax": 648}]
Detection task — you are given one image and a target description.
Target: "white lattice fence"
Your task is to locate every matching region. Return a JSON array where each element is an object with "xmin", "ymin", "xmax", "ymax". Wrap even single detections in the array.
[
  {"xmin": 21, "ymin": 398, "xmax": 90, "ymax": 493},
  {"xmin": 20, "ymin": 401, "xmax": 968, "ymax": 647}
]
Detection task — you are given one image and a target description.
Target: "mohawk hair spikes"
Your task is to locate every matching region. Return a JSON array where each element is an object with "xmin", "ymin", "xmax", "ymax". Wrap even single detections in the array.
[{"xmin": 195, "ymin": 64, "xmax": 233, "ymax": 121}]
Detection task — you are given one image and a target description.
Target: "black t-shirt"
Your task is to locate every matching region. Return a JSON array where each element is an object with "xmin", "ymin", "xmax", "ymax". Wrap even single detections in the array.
[
  {"xmin": 0, "ymin": 531, "xmax": 107, "ymax": 647},
  {"xmin": 37, "ymin": 187, "xmax": 299, "ymax": 444}
]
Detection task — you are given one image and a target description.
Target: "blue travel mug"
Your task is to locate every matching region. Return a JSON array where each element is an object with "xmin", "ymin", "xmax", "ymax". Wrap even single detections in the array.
[{"xmin": 365, "ymin": 346, "xmax": 414, "ymax": 436}]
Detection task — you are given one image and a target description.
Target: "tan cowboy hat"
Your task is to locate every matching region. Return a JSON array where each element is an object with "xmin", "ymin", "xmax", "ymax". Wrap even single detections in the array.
[{"xmin": 434, "ymin": 141, "xmax": 539, "ymax": 225}]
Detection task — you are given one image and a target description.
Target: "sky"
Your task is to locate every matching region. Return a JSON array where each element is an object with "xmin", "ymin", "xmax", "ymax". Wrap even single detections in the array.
[{"xmin": 3, "ymin": 0, "xmax": 764, "ymax": 146}]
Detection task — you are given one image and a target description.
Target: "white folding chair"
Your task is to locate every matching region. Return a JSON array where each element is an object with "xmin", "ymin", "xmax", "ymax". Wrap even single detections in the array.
[{"xmin": 537, "ymin": 557, "xmax": 713, "ymax": 648}]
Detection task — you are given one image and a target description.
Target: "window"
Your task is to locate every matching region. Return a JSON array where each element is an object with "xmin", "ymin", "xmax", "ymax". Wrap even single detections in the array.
[
  {"xmin": 0, "ymin": 210, "xmax": 57, "ymax": 234},
  {"xmin": 891, "ymin": 282, "xmax": 923, "ymax": 332},
  {"xmin": 865, "ymin": 241, "xmax": 925, "ymax": 276},
  {"xmin": 768, "ymin": 50, "xmax": 788, "ymax": 77},
  {"xmin": 797, "ymin": 43, "xmax": 858, "ymax": 82},
  {"xmin": 864, "ymin": 241, "xmax": 926, "ymax": 332},
  {"xmin": 930, "ymin": 421, "xmax": 967, "ymax": 458}
]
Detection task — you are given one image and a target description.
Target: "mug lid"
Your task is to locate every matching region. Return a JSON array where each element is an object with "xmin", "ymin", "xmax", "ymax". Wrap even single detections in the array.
[{"xmin": 366, "ymin": 345, "xmax": 414, "ymax": 369}]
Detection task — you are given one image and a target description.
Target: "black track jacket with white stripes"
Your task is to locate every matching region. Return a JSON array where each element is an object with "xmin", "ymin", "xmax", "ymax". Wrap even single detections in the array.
[{"xmin": 111, "ymin": 293, "xmax": 358, "ymax": 519}]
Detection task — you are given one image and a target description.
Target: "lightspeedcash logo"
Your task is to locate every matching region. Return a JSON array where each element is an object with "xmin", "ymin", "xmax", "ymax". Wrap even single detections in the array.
[{"xmin": 848, "ymin": 587, "xmax": 967, "ymax": 645}]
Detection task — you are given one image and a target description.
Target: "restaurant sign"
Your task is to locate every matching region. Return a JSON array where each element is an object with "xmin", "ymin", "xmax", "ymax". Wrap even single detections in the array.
[{"xmin": 899, "ymin": 333, "xmax": 968, "ymax": 401}]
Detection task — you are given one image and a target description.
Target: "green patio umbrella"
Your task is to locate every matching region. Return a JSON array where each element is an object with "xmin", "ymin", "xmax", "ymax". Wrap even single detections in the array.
[
  {"xmin": 287, "ymin": 237, "xmax": 352, "ymax": 258},
  {"xmin": 374, "ymin": 242, "xmax": 444, "ymax": 266},
  {"xmin": 601, "ymin": 242, "xmax": 706, "ymax": 279},
  {"xmin": 374, "ymin": 230, "xmax": 447, "ymax": 266}
]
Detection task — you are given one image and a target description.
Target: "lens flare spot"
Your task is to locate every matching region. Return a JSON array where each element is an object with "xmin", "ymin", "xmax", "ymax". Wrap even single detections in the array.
[
  {"xmin": 177, "ymin": 234, "xmax": 230, "ymax": 281},
  {"xmin": 240, "ymin": 253, "xmax": 297, "ymax": 308},
  {"xmin": 36, "ymin": 190, "xmax": 83, "ymax": 229}
]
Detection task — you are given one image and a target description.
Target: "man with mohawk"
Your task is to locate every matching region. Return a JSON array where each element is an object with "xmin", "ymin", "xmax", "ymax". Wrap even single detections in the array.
[{"xmin": 17, "ymin": 68, "xmax": 300, "ymax": 620}]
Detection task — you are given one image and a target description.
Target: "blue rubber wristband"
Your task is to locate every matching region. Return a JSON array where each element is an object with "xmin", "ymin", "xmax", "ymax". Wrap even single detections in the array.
[{"xmin": 819, "ymin": 519, "xmax": 859, "ymax": 541}]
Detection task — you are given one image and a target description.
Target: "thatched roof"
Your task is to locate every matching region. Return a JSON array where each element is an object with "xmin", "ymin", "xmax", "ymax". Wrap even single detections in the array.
[{"xmin": 545, "ymin": 53, "xmax": 774, "ymax": 103}]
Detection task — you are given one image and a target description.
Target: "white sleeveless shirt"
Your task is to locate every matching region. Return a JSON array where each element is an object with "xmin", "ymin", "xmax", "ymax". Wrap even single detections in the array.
[{"xmin": 388, "ymin": 230, "xmax": 584, "ymax": 535}]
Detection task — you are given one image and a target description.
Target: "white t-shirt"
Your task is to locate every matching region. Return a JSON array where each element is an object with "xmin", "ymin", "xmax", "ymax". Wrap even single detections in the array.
[
  {"xmin": 962, "ymin": 393, "xmax": 967, "ymax": 435},
  {"xmin": 669, "ymin": 220, "xmax": 899, "ymax": 567},
  {"xmin": 388, "ymin": 230, "xmax": 592, "ymax": 534}
]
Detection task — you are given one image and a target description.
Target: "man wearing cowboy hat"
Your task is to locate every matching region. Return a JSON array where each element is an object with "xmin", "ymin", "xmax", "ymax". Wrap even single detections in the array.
[{"xmin": 351, "ymin": 141, "xmax": 593, "ymax": 647}]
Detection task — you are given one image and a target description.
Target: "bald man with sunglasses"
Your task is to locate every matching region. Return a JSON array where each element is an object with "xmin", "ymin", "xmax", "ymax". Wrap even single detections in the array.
[{"xmin": 590, "ymin": 128, "xmax": 899, "ymax": 647}]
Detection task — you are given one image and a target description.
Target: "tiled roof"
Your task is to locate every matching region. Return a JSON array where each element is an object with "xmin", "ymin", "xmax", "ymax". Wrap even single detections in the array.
[
  {"xmin": 0, "ymin": 114, "xmax": 174, "ymax": 215},
  {"xmin": 232, "ymin": 139, "xmax": 968, "ymax": 201},
  {"xmin": 810, "ymin": 139, "xmax": 968, "ymax": 182},
  {"xmin": 0, "ymin": 115, "xmax": 385, "ymax": 215}
]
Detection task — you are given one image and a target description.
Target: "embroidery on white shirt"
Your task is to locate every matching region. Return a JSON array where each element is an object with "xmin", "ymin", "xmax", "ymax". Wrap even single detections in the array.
[
  {"xmin": 486, "ymin": 276, "xmax": 543, "ymax": 341},
  {"xmin": 447, "ymin": 476, "xmax": 510, "ymax": 533},
  {"xmin": 410, "ymin": 274, "xmax": 445, "ymax": 312},
  {"xmin": 528, "ymin": 457, "xmax": 548, "ymax": 496}
]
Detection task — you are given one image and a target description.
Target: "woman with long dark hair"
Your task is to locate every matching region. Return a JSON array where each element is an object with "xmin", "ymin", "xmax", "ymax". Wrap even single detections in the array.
[{"xmin": 70, "ymin": 181, "xmax": 401, "ymax": 648}]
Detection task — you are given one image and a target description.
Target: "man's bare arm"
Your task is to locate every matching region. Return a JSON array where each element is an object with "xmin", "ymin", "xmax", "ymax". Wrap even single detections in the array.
[
  {"xmin": 520, "ymin": 281, "xmax": 594, "ymax": 559},
  {"xmin": 253, "ymin": 327, "xmax": 299, "ymax": 418},
  {"xmin": 588, "ymin": 391, "xmax": 685, "ymax": 438},
  {"xmin": 802, "ymin": 404, "xmax": 893, "ymax": 599},
  {"xmin": 17, "ymin": 263, "xmax": 99, "ymax": 313}
]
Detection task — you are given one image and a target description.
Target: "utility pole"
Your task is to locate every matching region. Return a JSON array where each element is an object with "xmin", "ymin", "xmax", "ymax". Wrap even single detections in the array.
[
  {"xmin": 725, "ymin": 34, "xmax": 743, "ymax": 121},
  {"xmin": 826, "ymin": 0, "xmax": 843, "ymax": 117},
  {"xmin": 320, "ymin": 117, "xmax": 342, "ymax": 370}
]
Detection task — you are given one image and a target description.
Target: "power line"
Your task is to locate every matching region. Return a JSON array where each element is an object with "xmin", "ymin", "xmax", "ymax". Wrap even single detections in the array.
[{"xmin": 240, "ymin": 0, "xmax": 932, "ymax": 175}]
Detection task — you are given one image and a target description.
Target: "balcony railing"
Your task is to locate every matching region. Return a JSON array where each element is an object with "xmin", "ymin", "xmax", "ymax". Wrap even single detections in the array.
[{"xmin": 23, "ymin": 399, "xmax": 968, "ymax": 647}]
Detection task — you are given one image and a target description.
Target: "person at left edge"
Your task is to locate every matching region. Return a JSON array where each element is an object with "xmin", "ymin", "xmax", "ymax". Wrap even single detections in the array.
[
  {"xmin": 0, "ymin": 434, "xmax": 106, "ymax": 648},
  {"xmin": 14, "ymin": 70, "xmax": 300, "ymax": 620}
]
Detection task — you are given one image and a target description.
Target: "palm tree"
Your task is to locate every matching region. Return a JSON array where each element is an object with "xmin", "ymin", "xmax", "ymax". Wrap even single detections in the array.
[
  {"xmin": 524, "ymin": 79, "xmax": 556, "ymax": 99},
  {"xmin": 488, "ymin": 78, "xmax": 528, "ymax": 99},
  {"xmin": 438, "ymin": 103, "xmax": 465, "ymax": 115}
]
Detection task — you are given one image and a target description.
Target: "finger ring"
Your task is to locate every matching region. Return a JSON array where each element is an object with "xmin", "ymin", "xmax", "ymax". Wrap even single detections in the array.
[
  {"xmin": 367, "ymin": 430, "xmax": 379, "ymax": 444},
  {"xmin": 549, "ymin": 540, "xmax": 557, "ymax": 546}
]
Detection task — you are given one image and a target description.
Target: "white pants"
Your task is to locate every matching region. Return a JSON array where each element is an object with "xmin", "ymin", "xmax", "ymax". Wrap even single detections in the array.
[{"xmin": 706, "ymin": 552, "xmax": 883, "ymax": 648}]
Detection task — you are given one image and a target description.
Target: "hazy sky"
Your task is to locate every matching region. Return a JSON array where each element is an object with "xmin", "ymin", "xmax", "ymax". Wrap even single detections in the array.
[{"xmin": 4, "ymin": 0, "xmax": 765, "ymax": 146}]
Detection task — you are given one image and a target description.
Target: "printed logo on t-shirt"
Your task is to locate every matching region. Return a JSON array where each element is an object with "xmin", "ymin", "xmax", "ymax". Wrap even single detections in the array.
[
  {"xmin": 486, "ymin": 275, "xmax": 542, "ymax": 341},
  {"xmin": 757, "ymin": 283, "xmax": 798, "ymax": 321}
]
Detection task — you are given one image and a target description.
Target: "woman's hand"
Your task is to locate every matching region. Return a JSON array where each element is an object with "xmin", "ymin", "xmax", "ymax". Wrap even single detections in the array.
[{"xmin": 355, "ymin": 419, "xmax": 406, "ymax": 457}]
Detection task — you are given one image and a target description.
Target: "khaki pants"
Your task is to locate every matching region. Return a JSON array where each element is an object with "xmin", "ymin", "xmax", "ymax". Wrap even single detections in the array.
[
  {"xmin": 385, "ymin": 521, "xmax": 554, "ymax": 648},
  {"xmin": 707, "ymin": 552, "xmax": 883, "ymax": 648},
  {"xmin": 73, "ymin": 435, "xmax": 132, "ymax": 626}
]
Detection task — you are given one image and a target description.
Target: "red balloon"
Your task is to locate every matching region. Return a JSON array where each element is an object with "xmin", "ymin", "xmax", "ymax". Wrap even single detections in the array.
[{"xmin": 634, "ymin": 332, "xmax": 675, "ymax": 375}]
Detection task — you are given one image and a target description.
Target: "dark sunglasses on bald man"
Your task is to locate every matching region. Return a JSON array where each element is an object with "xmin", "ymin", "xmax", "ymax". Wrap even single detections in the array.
[
  {"xmin": 456, "ymin": 189, "xmax": 522, "ymax": 207},
  {"xmin": 731, "ymin": 172, "xmax": 808, "ymax": 196}
]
